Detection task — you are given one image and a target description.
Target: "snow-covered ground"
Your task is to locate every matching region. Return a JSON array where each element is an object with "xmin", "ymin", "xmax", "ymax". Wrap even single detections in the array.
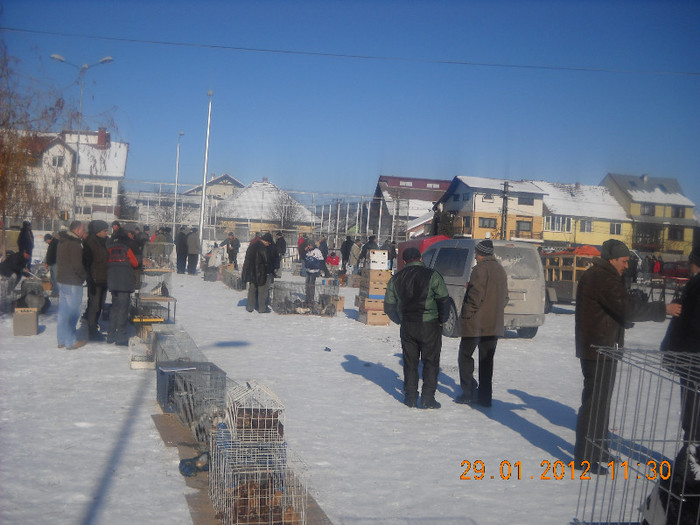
[{"xmin": 0, "ymin": 270, "xmax": 674, "ymax": 525}]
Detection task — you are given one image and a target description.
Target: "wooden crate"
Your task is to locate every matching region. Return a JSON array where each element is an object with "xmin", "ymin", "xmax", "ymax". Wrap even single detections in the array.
[
  {"xmin": 330, "ymin": 296, "xmax": 345, "ymax": 312},
  {"xmin": 356, "ymin": 296, "xmax": 384, "ymax": 312},
  {"xmin": 359, "ymin": 281, "xmax": 388, "ymax": 297},
  {"xmin": 358, "ymin": 310, "xmax": 390, "ymax": 326},
  {"xmin": 361, "ymin": 269, "xmax": 392, "ymax": 285}
]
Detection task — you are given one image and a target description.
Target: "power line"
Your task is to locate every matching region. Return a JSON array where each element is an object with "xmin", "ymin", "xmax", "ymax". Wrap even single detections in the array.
[{"xmin": 3, "ymin": 26, "xmax": 700, "ymax": 77}]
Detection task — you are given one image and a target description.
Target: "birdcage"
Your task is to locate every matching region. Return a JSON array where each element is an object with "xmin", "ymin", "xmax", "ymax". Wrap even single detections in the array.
[
  {"xmin": 270, "ymin": 281, "xmax": 338, "ymax": 316},
  {"xmin": 142, "ymin": 242, "xmax": 174, "ymax": 269},
  {"xmin": 573, "ymin": 346, "xmax": 700, "ymax": 525},
  {"xmin": 171, "ymin": 362, "xmax": 227, "ymax": 443},
  {"xmin": 209, "ymin": 425, "xmax": 307, "ymax": 525},
  {"xmin": 225, "ymin": 381, "xmax": 285, "ymax": 443},
  {"xmin": 139, "ymin": 267, "xmax": 173, "ymax": 296}
]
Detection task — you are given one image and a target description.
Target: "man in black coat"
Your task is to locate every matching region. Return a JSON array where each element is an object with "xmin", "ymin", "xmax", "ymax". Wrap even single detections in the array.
[
  {"xmin": 17, "ymin": 220, "xmax": 34, "ymax": 270},
  {"xmin": 83, "ymin": 220, "xmax": 109, "ymax": 340},
  {"xmin": 175, "ymin": 226, "xmax": 189, "ymax": 274},
  {"xmin": 662, "ymin": 247, "xmax": 700, "ymax": 441},
  {"xmin": 340, "ymin": 236, "xmax": 353, "ymax": 272},
  {"xmin": 275, "ymin": 232, "xmax": 287, "ymax": 271},
  {"xmin": 221, "ymin": 232, "xmax": 241, "ymax": 268},
  {"xmin": 242, "ymin": 233, "xmax": 273, "ymax": 313}
]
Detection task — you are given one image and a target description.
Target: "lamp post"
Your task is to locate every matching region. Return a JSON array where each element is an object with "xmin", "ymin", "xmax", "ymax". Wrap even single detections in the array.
[
  {"xmin": 50, "ymin": 54, "xmax": 113, "ymax": 221},
  {"xmin": 198, "ymin": 91, "xmax": 213, "ymax": 252},
  {"xmin": 172, "ymin": 131, "xmax": 184, "ymax": 234}
]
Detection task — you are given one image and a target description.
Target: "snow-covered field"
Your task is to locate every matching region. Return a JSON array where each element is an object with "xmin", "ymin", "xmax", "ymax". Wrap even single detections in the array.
[{"xmin": 0, "ymin": 270, "xmax": 673, "ymax": 525}]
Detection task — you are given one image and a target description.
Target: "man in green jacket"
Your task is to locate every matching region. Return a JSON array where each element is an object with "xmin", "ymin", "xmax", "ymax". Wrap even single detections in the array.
[{"xmin": 385, "ymin": 247, "xmax": 450, "ymax": 409}]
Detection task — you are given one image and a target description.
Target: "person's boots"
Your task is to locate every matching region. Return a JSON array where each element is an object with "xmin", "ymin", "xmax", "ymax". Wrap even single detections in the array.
[{"xmin": 421, "ymin": 394, "xmax": 441, "ymax": 409}]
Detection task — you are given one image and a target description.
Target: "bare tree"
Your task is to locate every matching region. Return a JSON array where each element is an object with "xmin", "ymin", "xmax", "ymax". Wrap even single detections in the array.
[
  {"xmin": 0, "ymin": 39, "xmax": 66, "ymax": 255},
  {"xmin": 271, "ymin": 193, "xmax": 304, "ymax": 230}
]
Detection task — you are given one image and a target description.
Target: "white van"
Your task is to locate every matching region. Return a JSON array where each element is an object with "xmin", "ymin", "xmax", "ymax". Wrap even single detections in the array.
[{"xmin": 419, "ymin": 239, "xmax": 546, "ymax": 338}]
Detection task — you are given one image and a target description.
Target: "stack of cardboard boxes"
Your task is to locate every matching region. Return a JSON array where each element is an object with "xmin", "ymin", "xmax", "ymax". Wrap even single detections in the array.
[{"xmin": 356, "ymin": 250, "xmax": 392, "ymax": 326}]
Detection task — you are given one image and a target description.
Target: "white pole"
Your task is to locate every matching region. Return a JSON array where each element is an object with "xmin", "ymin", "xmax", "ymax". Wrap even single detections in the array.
[
  {"xmin": 198, "ymin": 91, "xmax": 213, "ymax": 251},
  {"xmin": 172, "ymin": 131, "xmax": 184, "ymax": 234}
]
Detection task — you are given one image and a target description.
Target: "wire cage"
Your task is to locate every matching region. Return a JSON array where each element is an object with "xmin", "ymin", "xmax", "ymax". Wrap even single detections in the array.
[
  {"xmin": 225, "ymin": 381, "xmax": 286, "ymax": 443},
  {"xmin": 209, "ymin": 426, "xmax": 307, "ymax": 525},
  {"xmin": 152, "ymin": 328, "xmax": 206, "ymax": 363},
  {"xmin": 139, "ymin": 268, "xmax": 174, "ymax": 296},
  {"xmin": 270, "ymin": 281, "xmax": 339, "ymax": 316},
  {"xmin": 172, "ymin": 362, "xmax": 228, "ymax": 443},
  {"xmin": 142, "ymin": 242, "xmax": 174, "ymax": 270},
  {"xmin": 573, "ymin": 347, "xmax": 700, "ymax": 525}
]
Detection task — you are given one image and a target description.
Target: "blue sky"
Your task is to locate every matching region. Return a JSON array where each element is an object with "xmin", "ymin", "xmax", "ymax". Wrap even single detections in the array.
[{"xmin": 2, "ymin": 0, "xmax": 699, "ymax": 208}]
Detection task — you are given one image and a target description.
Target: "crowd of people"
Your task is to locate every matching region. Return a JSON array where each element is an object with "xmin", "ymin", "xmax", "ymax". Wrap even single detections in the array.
[{"xmin": 3, "ymin": 222, "xmax": 699, "ymax": 480}]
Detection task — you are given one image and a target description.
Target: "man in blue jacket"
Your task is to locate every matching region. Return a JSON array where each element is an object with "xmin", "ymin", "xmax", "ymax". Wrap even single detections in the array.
[{"xmin": 384, "ymin": 247, "xmax": 450, "ymax": 409}]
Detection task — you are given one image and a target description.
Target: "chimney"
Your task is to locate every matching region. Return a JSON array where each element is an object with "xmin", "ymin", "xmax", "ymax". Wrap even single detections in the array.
[
  {"xmin": 641, "ymin": 174, "xmax": 649, "ymax": 183},
  {"xmin": 262, "ymin": 177, "xmax": 268, "ymax": 183},
  {"xmin": 210, "ymin": 173, "xmax": 215, "ymax": 180},
  {"xmin": 97, "ymin": 127, "xmax": 109, "ymax": 148},
  {"xmin": 575, "ymin": 182, "xmax": 581, "ymax": 190}
]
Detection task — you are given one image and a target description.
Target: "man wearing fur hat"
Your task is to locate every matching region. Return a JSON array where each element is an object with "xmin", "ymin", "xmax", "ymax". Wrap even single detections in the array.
[
  {"xmin": 456, "ymin": 239, "xmax": 508, "ymax": 408},
  {"xmin": 574, "ymin": 239, "xmax": 680, "ymax": 475},
  {"xmin": 384, "ymin": 247, "xmax": 450, "ymax": 409}
]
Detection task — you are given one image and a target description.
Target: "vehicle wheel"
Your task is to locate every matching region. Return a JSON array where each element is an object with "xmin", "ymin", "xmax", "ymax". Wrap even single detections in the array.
[
  {"xmin": 442, "ymin": 301, "xmax": 459, "ymax": 337},
  {"xmin": 517, "ymin": 326, "xmax": 538, "ymax": 339}
]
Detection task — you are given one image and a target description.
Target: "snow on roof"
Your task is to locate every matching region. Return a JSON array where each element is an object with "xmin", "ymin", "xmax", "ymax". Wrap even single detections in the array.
[
  {"xmin": 605, "ymin": 173, "xmax": 695, "ymax": 206},
  {"xmin": 215, "ymin": 180, "xmax": 318, "ymax": 223},
  {"xmin": 457, "ymin": 175, "xmax": 545, "ymax": 195},
  {"xmin": 406, "ymin": 211, "xmax": 434, "ymax": 230},
  {"xmin": 380, "ymin": 188, "xmax": 435, "ymax": 218},
  {"xmin": 532, "ymin": 180, "xmax": 630, "ymax": 221}
]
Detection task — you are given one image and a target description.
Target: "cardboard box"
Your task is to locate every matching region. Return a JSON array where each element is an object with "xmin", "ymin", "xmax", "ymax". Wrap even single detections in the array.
[
  {"xmin": 368, "ymin": 249, "xmax": 389, "ymax": 270},
  {"xmin": 358, "ymin": 310, "xmax": 391, "ymax": 326},
  {"xmin": 330, "ymin": 296, "xmax": 345, "ymax": 312},
  {"xmin": 13, "ymin": 308, "xmax": 38, "ymax": 336},
  {"xmin": 361, "ymin": 269, "xmax": 393, "ymax": 284}
]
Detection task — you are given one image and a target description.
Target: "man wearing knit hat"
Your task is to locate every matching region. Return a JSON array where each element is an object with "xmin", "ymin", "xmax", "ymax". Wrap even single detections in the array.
[
  {"xmin": 456, "ymin": 239, "xmax": 509, "ymax": 407},
  {"xmin": 574, "ymin": 239, "xmax": 681, "ymax": 475},
  {"xmin": 384, "ymin": 247, "xmax": 450, "ymax": 409}
]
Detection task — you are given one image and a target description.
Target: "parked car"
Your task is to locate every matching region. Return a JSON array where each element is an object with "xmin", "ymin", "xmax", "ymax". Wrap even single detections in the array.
[
  {"xmin": 413, "ymin": 238, "xmax": 546, "ymax": 338},
  {"xmin": 661, "ymin": 261, "xmax": 690, "ymax": 278}
]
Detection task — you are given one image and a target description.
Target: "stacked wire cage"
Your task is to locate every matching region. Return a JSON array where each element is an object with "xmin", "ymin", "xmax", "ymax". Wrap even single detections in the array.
[
  {"xmin": 142, "ymin": 241, "xmax": 175, "ymax": 270},
  {"xmin": 172, "ymin": 362, "xmax": 228, "ymax": 444},
  {"xmin": 574, "ymin": 346, "xmax": 700, "ymax": 525},
  {"xmin": 270, "ymin": 280, "xmax": 339, "ymax": 316},
  {"xmin": 209, "ymin": 380, "xmax": 307, "ymax": 525}
]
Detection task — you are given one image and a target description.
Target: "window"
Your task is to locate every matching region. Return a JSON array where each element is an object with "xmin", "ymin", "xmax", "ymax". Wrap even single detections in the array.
[
  {"xmin": 580, "ymin": 220, "xmax": 592, "ymax": 233},
  {"xmin": 51, "ymin": 155, "xmax": 64, "ymax": 168},
  {"xmin": 426, "ymin": 183, "xmax": 440, "ymax": 189},
  {"xmin": 610, "ymin": 222, "xmax": 622, "ymax": 235},
  {"xmin": 81, "ymin": 184, "xmax": 112, "ymax": 199},
  {"xmin": 516, "ymin": 220, "xmax": 532, "ymax": 232},
  {"xmin": 518, "ymin": 196, "xmax": 534, "ymax": 206},
  {"xmin": 479, "ymin": 217, "xmax": 497, "ymax": 229},
  {"xmin": 640, "ymin": 203, "xmax": 655, "ymax": 216},
  {"xmin": 462, "ymin": 216, "xmax": 472, "ymax": 229},
  {"xmin": 668, "ymin": 227, "xmax": 684, "ymax": 241},
  {"xmin": 671, "ymin": 206, "xmax": 685, "ymax": 219},
  {"xmin": 399, "ymin": 181, "xmax": 413, "ymax": 187},
  {"xmin": 544, "ymin": 215, "xmax": 572, "ymax": 232},
  {"xmin": 462, "ymin": 192, "xmax": 470, "ymax": 201},
  {"xmin": 453, "ymin": 194, "xmax": 460, "ymax": 202},
  {"xmin": 433, "ymin": 248, "xmax": 469, "ymax": 278},
  {"xmin": 482, "ymin": 194, "xmax": 494, "ymax": 202}
]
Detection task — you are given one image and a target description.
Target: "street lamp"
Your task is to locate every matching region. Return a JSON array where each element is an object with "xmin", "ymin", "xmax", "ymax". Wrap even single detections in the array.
[
  {"xmin": 172, "ymin": 131, "xmax": 185, "ymax": 235},
  {"xmin": 50, "ymin": 54, "xmax": 114, "ymax": 221}
]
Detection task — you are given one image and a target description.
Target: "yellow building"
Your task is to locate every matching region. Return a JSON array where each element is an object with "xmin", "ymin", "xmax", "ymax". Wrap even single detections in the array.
[
  {"xmin": 434, "ymin": 176, "xmax": 545, "ymax": 241},
  {"xmin": 533, "ymin": 180, "xmax": 632, "ymax": 249},
  {"xmin": 602, "ymin": 173, "xmax": 697, "ymax": 256}
]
